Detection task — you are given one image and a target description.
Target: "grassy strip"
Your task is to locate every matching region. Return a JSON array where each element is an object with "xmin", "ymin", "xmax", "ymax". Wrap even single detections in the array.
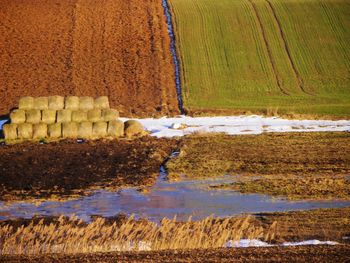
[
  {"xmin": 212, "ymin": 176, "xmax": 350, "ymax": 200},
  {"xmin": 166, "ymin": 132, "xmax": 350, "ymax": 179},
  {"xmin": 170, "ymin": 0, "xmax": 350, "ymax": 117}
]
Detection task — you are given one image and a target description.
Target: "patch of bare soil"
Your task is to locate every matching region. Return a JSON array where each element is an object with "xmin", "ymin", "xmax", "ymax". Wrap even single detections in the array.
[
  {"xmin": 0, "ymin": 137, "xmax": 177, "ymax": 201},
  {"xmin": 0, "ymin": 0, "xmax": 179, "ymax": 117},
  {"xmin": 1, "ymin": 245, "xmax": 349, "ymax": 263}
]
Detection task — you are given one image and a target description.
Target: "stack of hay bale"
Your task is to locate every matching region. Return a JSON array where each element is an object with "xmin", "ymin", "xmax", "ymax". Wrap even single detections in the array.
[{"xmin": 3, "ymin": 96, "xmax": 145, "ymax": 142}]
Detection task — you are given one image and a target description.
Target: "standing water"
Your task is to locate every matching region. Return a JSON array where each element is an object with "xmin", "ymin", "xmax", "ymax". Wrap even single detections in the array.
[
  {"xmin": 162, "ymin": 0, "xmax": 184, "ymax": 114},
  {"xmin": 1, "ymin": 167, "xmax": 350, "ymax": 222}
]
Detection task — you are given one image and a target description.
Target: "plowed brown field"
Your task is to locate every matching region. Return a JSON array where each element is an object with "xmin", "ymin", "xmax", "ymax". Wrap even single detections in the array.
[{"xmin": 0, "ymin": 0, "xmax": 179, "ymax": 117}]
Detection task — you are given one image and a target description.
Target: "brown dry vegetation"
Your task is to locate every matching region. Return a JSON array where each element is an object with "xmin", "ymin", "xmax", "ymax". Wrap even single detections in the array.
[
  {"xmin": 0, "ymin": 207, "xmax": 350, "ymax": 261},
  {"xmin": 0, "ymin": 0, "xmax": 179, "ymax": 117},
  {"xmin": 166, "ymin": 132, "xmax": 350, "ymax": 179},
  {"xmin": 213, "ymin": 176, "xmax": 350, "ymax": 200},
  {"xmin": 0, "ymin": 215, "xmax": 275, "ymax": 255},
  {"xmin": 0, "ymin": 137, "xmax": 177, "ymax": 201}
]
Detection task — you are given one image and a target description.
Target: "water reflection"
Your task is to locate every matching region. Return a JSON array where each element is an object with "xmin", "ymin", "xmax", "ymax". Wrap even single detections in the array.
[{"xmin": 1, "ymin": 172, "xmax": 350, "ymax": 222}]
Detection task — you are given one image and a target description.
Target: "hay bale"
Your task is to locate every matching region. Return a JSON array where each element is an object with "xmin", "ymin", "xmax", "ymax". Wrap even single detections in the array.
[
  {"xmin": 33, "ymin": 123, "xmax": 48, "ymax": 139},
  {"xmin": 78, "ymin": 121, "xmax": 93, "ymax": 139},
  {"xmin": 79, "ymin": 97, "xmax": 94, "ymax": 111},
  {"xmin": 92, "ymin": 121, "xmax": 107, "ymax": 138},
  {"xmin": 94, "ymin": 96, "xmax": 110, "ymax": 109},
  {"xmin": 17, "ymin": 123, "xmax": 33, "ymax": 140},
  {"xmin": 65, "ymin": 96, "xmax": 79, "ymax": 110},
  {"xmin": 87, "ymin": 109, "xmax": 102, "ymax": 122},
  {"xmin": 102, "ymin": 109, "xmax": 119, "ymax": 121},
  {"xmin": 33, "ymin": 97, "xmax": 49, "ymax": 110},
  {"xmin": 57, "ymin": 109, "xmax": 72, "ymax": 123},
  {"xmin": 48, "ymin": 96, "xmax": 64, "ymax": 110},
  {"xmin": 10, "ymin": 109, "xmax": 26, "ymax": 124},
  {"xmin": 3, "ymin": 124, "xmax": 17, "ymax": 140},
  {"xmin": 124, "ymin": 120, "xmax": 144, "ymax": 138},
  {"xmin": 41, "ymin": 110, "xmax": 57, "ymax": 124},
  {"xmin": 18, "ymin": 97, "xmax": 34, "ymax": 110},
  {"xmin": 72, "ymin": 110, "xmax": 88, "ymax": 122},
  {"xmin": 26, "ymin": 109, "xmax": 41, "ymax": 124},
  {"xmin": 48, "ymin": 123, "xmax": 62, "ymax": 139},
  {"xmin": 62, "ymin": 122, "xmax": 78, "ymax": 138},
  {"xmin": 107, "ymin": 120, "xmax": 124, "ymax": 138}
]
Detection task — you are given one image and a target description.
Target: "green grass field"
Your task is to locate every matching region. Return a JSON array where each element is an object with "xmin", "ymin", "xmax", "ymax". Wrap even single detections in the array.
[{"xmin": 169, "ymin": 0, "xmax": 350, "ymax": 117}]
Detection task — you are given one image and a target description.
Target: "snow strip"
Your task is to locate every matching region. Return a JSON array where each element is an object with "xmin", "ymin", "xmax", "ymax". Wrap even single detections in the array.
[
  {"xmin": 225, "ymin": 239, "xmax": 339, "ymax": 248},
  {"xmin": 119, "ymin": 115, "xmax": 350, "ymax": 138},
  {"xmin": 1, "ymin": 115, "xmax": 349, "ymax": 138}
]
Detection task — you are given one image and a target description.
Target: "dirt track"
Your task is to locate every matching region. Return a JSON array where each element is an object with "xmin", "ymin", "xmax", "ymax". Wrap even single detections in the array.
[
  {"xmin": 0, "ymin": 0, "xmax": 179, "ymax": 117},
  {"xmin": 2, "ymin": 245, "xmax": 350, "ymax": 262}
]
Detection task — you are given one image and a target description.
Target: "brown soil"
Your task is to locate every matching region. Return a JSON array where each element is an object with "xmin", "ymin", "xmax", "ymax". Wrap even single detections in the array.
[
  {"xmin": 1, "ymin": 245, "xmax": 350, "ymax": 263},
  {"xmin": 0, "ymin": 0, "xmax": 179, "ymax": 117},
  {"xmin": 0, "ymin": 137, "xmax": 177, "ymax": 200}
]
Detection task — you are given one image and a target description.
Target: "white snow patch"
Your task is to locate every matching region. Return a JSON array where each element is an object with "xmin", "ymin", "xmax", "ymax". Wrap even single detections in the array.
[
  {"xmin": 224, "ymin": 239, "xmax": 339, "ymax": 248},
  {"xmin": 120, "ymin": 115, "xmax": 350, "ymax": 138},
  {"xmin": 282, "ymin": 240, "xmax": 339, "ymax": 246},
  {"xmin": 225, "ymin": 239, "xmax": 272, "ymax": 248},
  {"xmin": 1, "ymin": 115, "xmax": 349, "ymax": 138}
]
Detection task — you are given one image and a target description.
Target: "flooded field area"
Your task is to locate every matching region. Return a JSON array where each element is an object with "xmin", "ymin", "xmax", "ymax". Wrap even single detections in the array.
[{"xmin": 1, "ymin": 169, "xmax": 350, "ymax": 222}]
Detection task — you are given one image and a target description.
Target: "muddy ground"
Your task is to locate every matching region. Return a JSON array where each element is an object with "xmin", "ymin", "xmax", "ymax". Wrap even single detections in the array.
[
  {"xmin": 2, "ymin": 245, "xmax": 350, "ymax": 263},
  {"xmin": 0, "ymin": 137, "xmax": 177, "ymax": 200},
  {"xmin": 0, "ymin": 0, "xmax": 179, "ymax": 117}
]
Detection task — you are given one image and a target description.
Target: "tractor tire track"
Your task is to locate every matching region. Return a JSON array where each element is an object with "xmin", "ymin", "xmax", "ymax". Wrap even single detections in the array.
[
  {"xmin": 265, "ymin": 0, "xmax": 311, "ymax": 95},
  {"xmin": 247, "ymin": 0, "xmax": 289, "ymax": 96}
]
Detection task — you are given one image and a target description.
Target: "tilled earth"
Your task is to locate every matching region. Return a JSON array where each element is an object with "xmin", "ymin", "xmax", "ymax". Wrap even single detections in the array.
[
  {"xmin": 0, "ymin": 0, "xmax": 179, "ymax": 117},
  {"xmin": 0, "ymin": 137, "xmax": 178, "ymax": 200},
  {"xmin": 2, "ymin": 245, "xmax": 350, "ymax": 263}
]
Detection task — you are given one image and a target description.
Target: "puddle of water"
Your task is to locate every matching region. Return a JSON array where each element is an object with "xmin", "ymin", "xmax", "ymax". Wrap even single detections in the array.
[{"xmin": 1, "ymin": 169, "xmax": 349, "ymax": 222}]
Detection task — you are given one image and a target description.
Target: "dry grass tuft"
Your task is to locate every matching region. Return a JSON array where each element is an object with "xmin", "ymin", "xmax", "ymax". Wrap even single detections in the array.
[{"xmin": 0, "ymin": 215, "xmax": 276, "ymax": 255}]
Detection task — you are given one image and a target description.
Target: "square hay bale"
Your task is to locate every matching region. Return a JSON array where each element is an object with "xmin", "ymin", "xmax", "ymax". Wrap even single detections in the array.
[
  {"xmin": 57, "ymin": 109, "xmax": 72, "ymax": 123},
  {"xmin": 62, "ymin": 122, "xmax": 78, "ymax": 138},
  {"xmin": 108, "ymin": 120, "xmax": 124, "ymax": 138},
  {"xmin": 18, "ymin": 97, "xmax": 34, "ymax": 110},
  {"xmin": 102, "ymin": 109, "xmax": 119, "ymax": 121},
  {"xmin": 92, "ymin": 121, "xmax": 107, "ymax": 138},
  {"xmin": 33, "ymin": 97, "xmax": 49, "ymax": 110},
  {"xmin": 26, "ymin": 109, "xmax": 41, "ymax": 124},
  {"xmin": 78, "ymin": 121, "xmax": 93, "ymax": 139},
  {"xmin": 3, "ymin": 124, "xmax": 18, "ymax": 140},
  {"xmin": 94, "ymin": 96, "xmax": 110, "ymax": 109},
  {"xmin": 41, "ymin": 110, "xmax": 57, "ymax": 124},
  {"xmin": 79, "ymin": 97, "xmax": 94, "ymax": 111},
  {"xmin": 33, "ymin": 123, "xmax": 48, "ymax": 140},
  {"xmin": 48, "ymin": 123, "xmax": 62, "ymax": 139},
  {"xmin": 48, "ymin": 96, "xmax": 64, "ymax": 110},
  {"xmin": 87, "ymin": 109, "xmax": 102, "ymax": 122},
  {"xmin": 10, "ymin": 109, "xmax": 26, "ymax": 124},
  {"xmin": 65, "ymin": 96, "xmax": 80, "ymax": 110},
  {"xmin": 72, "ymin": 110, "xmax": 88, "ymax": 122},
  {"xmin": 17, "ymin": 123, "xmax": 33, "ymax": 140}
]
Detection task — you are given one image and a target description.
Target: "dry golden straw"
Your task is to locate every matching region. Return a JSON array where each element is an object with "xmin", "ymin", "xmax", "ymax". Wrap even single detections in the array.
[
  {"xmin": 0, "ymin": 215, "xmax": 276, "ymax": 255},
  {"xmin": 10, "ymin": 109, "xmax": 25, "ymax": 124},
  {"xmin": 18, "ymin": 97, "xmax": 34, "ymax": 110},
  {"xmin": 65, "ymin": 96, "xmax": 79, "ymax": 110}
]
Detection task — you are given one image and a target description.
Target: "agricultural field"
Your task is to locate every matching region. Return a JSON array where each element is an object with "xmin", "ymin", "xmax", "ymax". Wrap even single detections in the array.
[
  {"xmin": 0, "ymin": 0, "xmax": 179, "ymax": 117},
  {"xmin": 1, "ymin": 0, "xmax": 350, "ymax": 262},
  {"xmin": 169, "ymin": 0, "xmax": 350, "ymax": 117}
]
